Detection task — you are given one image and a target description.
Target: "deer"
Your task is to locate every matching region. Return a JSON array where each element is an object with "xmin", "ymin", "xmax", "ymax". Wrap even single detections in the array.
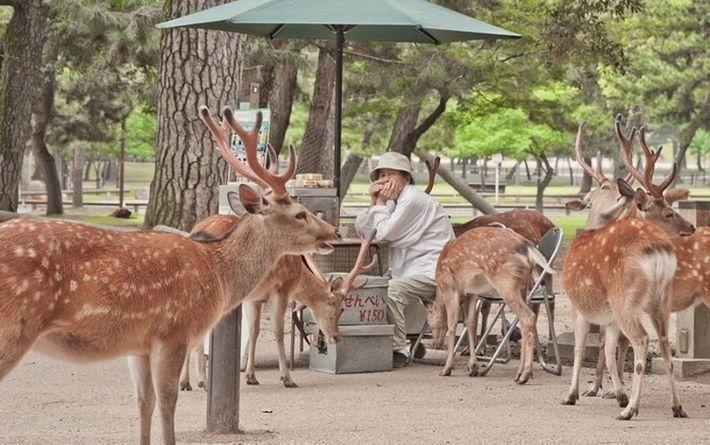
[
  {"xmin": 0, "ymin": 105, "xmax": 340, "ymax": 445},
  {"xmin": 177, "ymin": 115, "xmax": 377, "ymax": 390},
  {"xmin": 561, "ymin": 120, "xmax": 686, "ymax": 420},
  {"xmin": 427, "ymin": 226, "xmax": 551, "ymax": 382},
  {"xmin": 178, "ymin": 214, "xmax": 376, "ymax": 390},
  {"xmin": 582, "ymin": 117, "xmax": 703, "ymax": 398}
]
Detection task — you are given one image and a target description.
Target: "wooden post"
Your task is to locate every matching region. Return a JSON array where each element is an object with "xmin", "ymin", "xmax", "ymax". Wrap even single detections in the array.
[
  {"xmin": 206, "ymin": 306, "xmax": 242, "ymax": 433},
  {"xmin": 119, "ymin": 117, "xmax": 126, "ymax": 209}
]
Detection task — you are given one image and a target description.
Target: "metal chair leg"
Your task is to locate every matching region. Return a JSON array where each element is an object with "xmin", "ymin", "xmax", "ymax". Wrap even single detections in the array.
[{"xmin": 407, "ymin": 321, "xmax": 428, "ymax": 364}]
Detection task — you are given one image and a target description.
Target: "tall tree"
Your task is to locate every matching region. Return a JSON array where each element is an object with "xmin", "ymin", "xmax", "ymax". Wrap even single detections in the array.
[
  {"xmin": 296, "ymin": 44, "xmax": 335, "ymax": 176},
  {"xmin": 144, "ymin": 0, "xmax": 245, "ymax": 231},
  {"xmin": 0, "ymin": 0, "xmax": 49, "ymax": 211}
]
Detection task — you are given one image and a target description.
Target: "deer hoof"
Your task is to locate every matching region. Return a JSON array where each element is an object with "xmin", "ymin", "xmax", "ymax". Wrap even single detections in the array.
[
  {"xmin": 616, "ymin": 407, "xmax": 637, "ymax": 420},
  {"xmin": 601, "ymin": 390, "xmax": 617, "ymax": 400},
  {"xmin": 581, "ymin": 387, "xmax": 598, "ymax": 397},
  {"xmin": 561, "ymin": 394, "xmax": 578, "ymax": 406},
  {"xmin": 467, "ymin": 363, "xmax": 479, "ymax": 377},
  {"xmin": 180, "ymin": 382, "xmax": 192, "ymax": 391},
  {"xmin": 246, "ymin": 375, "xmax": 259, "ymax": 385},
  {"xmin": 439, "ymin": 368, "xmax": 452, "ymax": 377},
  {"xmin": 281, "ymin": 378, "xmax": 298, "ymax": 388},
  {"xmin": 197, "ymin": 381, "xmax": 206, "ymax": 390},
  {"xmin": 617, "ymin": 393, "xmax": 629, "ymax": 408},
  {"xmin": 672, "ymin": 406, "xmax": 688, "ymax": 418},
  {"xmin": 516, "ymin": 371, "xmax": 531, "ymax": 385}
]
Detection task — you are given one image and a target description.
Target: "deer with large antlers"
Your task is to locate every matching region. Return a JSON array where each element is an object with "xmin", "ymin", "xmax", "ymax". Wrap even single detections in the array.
[
  {"xmin": 0, "ymin": 106, "xmax": 339, "ymax": 445},
  {"xmin": 581, "ymin": 116, "xmax": 704, "ymax": 398},
  {"xmin": 562, "ymin": 120, "xmax": 687, "ymax": 420}
]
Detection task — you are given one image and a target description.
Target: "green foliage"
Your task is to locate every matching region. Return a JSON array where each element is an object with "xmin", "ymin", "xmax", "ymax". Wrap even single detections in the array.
[{"xmin": 690, "ymin": 130, "xmax": 710, "ymax": 157}]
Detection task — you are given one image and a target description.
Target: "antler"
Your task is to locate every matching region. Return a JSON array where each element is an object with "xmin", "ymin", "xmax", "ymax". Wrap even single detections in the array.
[
  {"xmin": 638, "ymin": 126, "xmax": 677, "ymax": 198},
  {"xmin": 198, "ymin": 106, "xmax": 270, "ymax": 190},
  {"xmin": 223, "ymin": 107, "xmax": 296, "ymax": 197},
  {"xmin": 617, "ymin": 114, "xmax": 677, "ymax": 199},
  {"xmin": 266, "ymin": 143, "xmax": 279, "ymax": 174},
  {"xmin": 341, "ymin": 232, "xmax": 378, "ymax": 294},
  {"xmin": 424, "ymin": 156, "xmax": 441, "ymax": 195},
  {"xmin": 574, "ymin": 121, "xmax": 608, "ymax": 184},
  {"xmin": 614, "ymin": 114, "xmax": 640, "ymax": 185}
]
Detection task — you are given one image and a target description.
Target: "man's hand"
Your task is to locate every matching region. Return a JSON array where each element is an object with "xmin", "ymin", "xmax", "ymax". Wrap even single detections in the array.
[
  {"xmin": 369, "ymin": 179, "xmax": 388, "ymax": 205},
  {"xmin": 376, "ymin": 176, "xmax": 407, "ymax": 206}
]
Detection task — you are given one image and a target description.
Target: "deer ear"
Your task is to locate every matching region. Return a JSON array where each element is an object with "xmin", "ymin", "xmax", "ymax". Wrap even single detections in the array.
[
  {"xmin": 236, "ymin": 185, "xmax": 267, "ymax": 214},
  {"xmin": 617, "ymin": 177, "xmax": 635, "ymax": 200},
  {"xmin": 565, "ymin": 199, "xmax": 586, "ymax": 211},
  {"xmin": 329, "ymin": 276, "xmax": 344, "ymax": 294},
  {"xmin": 226, "ymin": 191, "xmax": 248, "ymax": 217},
  {"xmin": 634, "ymin": 188, "xmax": 651, "ymax": 211}
]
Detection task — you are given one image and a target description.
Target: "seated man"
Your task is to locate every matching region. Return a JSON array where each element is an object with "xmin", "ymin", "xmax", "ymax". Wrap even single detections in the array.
[{"xmin": 355, "ymin": 152, "xmax": 454, "ymax": 368}]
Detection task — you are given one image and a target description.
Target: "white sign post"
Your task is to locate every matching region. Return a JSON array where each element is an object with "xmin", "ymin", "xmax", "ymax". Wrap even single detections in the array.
[{"xmin": 491, "ymin": 153, "xmax": 503, "ymax": 202}]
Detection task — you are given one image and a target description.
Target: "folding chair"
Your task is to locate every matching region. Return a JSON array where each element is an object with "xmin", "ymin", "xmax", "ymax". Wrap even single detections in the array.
[{"xmin": 448, "ymin": 226, "xmax": 564, "ymax": 376}]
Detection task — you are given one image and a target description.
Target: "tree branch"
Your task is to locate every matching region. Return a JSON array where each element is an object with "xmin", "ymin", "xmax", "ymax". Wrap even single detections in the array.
[
  {"xmin": 411, "ymin": 95, "xmax": 450, "ymax": 141},
  {"xmin": 0, "ymin": 0, "xmax": 17, "ymax": 6}
]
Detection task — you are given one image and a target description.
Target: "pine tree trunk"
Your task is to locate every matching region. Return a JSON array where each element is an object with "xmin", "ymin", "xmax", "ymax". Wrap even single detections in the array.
[
  {"xmin": 144, "ymin": 0, "xmax": 245, "ymax": 231},
  {"xmin": 268, "ymin": 41, "xmax": 299, "ymax": 154},
  {"xmin": 579, "ymin": 156, "xmax": 593, "ymax": 193},
  {"xmin": 535, "ymin": 154, "xmax": 554, "ymax": 213},
  {"xmin": 0, "ymin": 1, "xmax": 50, "ymax": 211},
  {"xmin": 32, "ymin": 39, "xmax": 62, "ymax": 215},
  {"xmin": 297, "ymin": 45, "xmax": 335, "ymax": 176},
  {"xmin": 72, "ymin": 147, "xmax": 84, "ymax": 208},
  {"xmin": 339, "ymin": 153, "xmax": 364, "ymax": 203}
]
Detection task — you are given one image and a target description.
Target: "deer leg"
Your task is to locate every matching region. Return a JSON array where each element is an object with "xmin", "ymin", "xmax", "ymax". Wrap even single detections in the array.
[
  {"xmin": 0, "ymin": 325, "xmax": 38, "ymax": 381},
  {"xmin": 179, "ymin": 350, "xmax": 192, "ymax": 391},
  {"xmin": 128, "ymin": 355, "xmax": 155, "ymax": 445},
  {"xmin": 563, "ymin": 312, "xmax": 591, "ymax": 405},
  {"xmin": 440, "ymin": 291, "xmax": 460, "ymax": 377},
  {"xmin": 617, "ymin": 334, "xmax": 630, "ymax": 380},
  {"xmin": 150, "ymin": 342, "xmax": 187, "ymax": 445},
  {"xmin": 479, "ymin": 300, "xmax": 491, "ymax": 343},
  {"xmin": 616, "ymin": 316, "xmax": 648, "ymax": 421},
  {"xmin": 240, "ymin": 303, "xmax": 253, "ymax": 372},
  {"xmin": 244, "ymin": 301, "xmax": 261, "ymax": 385},
  {"xmin": 272, "ymin": 294, "xmax": 297, "ymax": 388},
  {"xmin": 196, "ymin": 342, "xmax": 207, "ymax": 391},
  {"xmin": 583, "ymin": 325, "xmax": 606, "ymax": 397},
  {"xmin": 603, "ymin": 324, "xmax": 628, "ymax": 407},
  {"xmin": 504, "ymin": 288, "xmax": 536, "ymax": 385},
  {"xmin": 465, "ymin": 296, "xmax": 480, "ymax": 376},
  {"xmin": 649, "ymin": 309, "xmax": 686, "ymax": 418}
]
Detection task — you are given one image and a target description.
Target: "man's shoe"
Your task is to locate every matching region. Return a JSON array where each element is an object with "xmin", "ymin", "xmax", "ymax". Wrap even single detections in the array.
[{"xmin": 392, "ymin": 352, "xmax": 409, "ymax": 368}]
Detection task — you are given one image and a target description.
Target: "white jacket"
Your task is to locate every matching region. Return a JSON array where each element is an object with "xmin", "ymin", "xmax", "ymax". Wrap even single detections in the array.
[{"xmin": 355, "ymin": 184, "xmax": 454, "ymax": 280}]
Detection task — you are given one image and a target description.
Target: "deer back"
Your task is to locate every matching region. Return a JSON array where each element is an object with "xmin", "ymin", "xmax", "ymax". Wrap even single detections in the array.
[
  {"xmin": 668, "ymin": 227, "xmax": 710, "ymax": 311},
  {"xmin": 453, "ymin": 209, "xmax": 554, "ymax": 243},
  {"xmin": 0, "ymin": 218, "xmax": 224, "ymax": 360},
  {"xmin": 563, "ymin": 218, "xmax": 675, "ymax": 313}
]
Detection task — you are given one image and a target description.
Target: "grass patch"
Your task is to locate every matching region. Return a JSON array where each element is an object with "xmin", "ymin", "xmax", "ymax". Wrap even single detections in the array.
[{"xmin": 548, "ymin": 214, "xmax": 587, "ymax": 240}]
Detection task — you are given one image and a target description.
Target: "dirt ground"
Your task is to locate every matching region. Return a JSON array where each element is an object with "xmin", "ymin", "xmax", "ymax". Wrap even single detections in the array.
[{"xmin": 2, "ymin": 342, "xmax": 709, "ymax": 445}]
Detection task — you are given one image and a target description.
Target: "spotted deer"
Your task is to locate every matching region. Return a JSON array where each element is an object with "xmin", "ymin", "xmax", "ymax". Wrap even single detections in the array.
[
  {"xmin": 0, "ymin": 105, "xmax": 339, "ymax": 445},
  {"xmin": 582, "ymin": 118, "xmax": 703, "ymax": 398},
  {"xmin": 178, "ymin": 213, "xmax": 376, "ymax": 389},
  {"xmin": 428, "ymin": 226, "xmax": 551, "ymax": 383},
  {"xmin": 561, "ymin": 121, "xmax": 686, "ymax": 420}
]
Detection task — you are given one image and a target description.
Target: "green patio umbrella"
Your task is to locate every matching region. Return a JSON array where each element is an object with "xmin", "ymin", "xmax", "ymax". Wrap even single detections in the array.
[{"xmin": 158, "ymin": 0, "xmax": 520, "ymax": 197}]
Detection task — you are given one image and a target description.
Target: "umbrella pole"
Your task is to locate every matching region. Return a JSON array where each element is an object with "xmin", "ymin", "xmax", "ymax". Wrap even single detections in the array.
[{"xmin": 334, "ymin": 27, "xmax": 344, "ymax": 200}]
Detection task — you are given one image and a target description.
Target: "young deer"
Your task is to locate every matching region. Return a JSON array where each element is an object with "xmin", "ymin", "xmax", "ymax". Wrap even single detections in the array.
[
  {"xmin": 179, "ymin": 213, "xmax": 376, "ymax": 389},
  {"xmin": 562, "ymin": 121, "xmax": 685, "ymax": 420},
  {"xmin": 0, "ymin": 105, "xmax": 339, "ymax": 445},
  {"xmin": 583, "ymin": 118, "xmax": 703, "ymax": 397},
  {"xmin": 428, "ymin": 226, "xmax": 550, "ymax": 383}
]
